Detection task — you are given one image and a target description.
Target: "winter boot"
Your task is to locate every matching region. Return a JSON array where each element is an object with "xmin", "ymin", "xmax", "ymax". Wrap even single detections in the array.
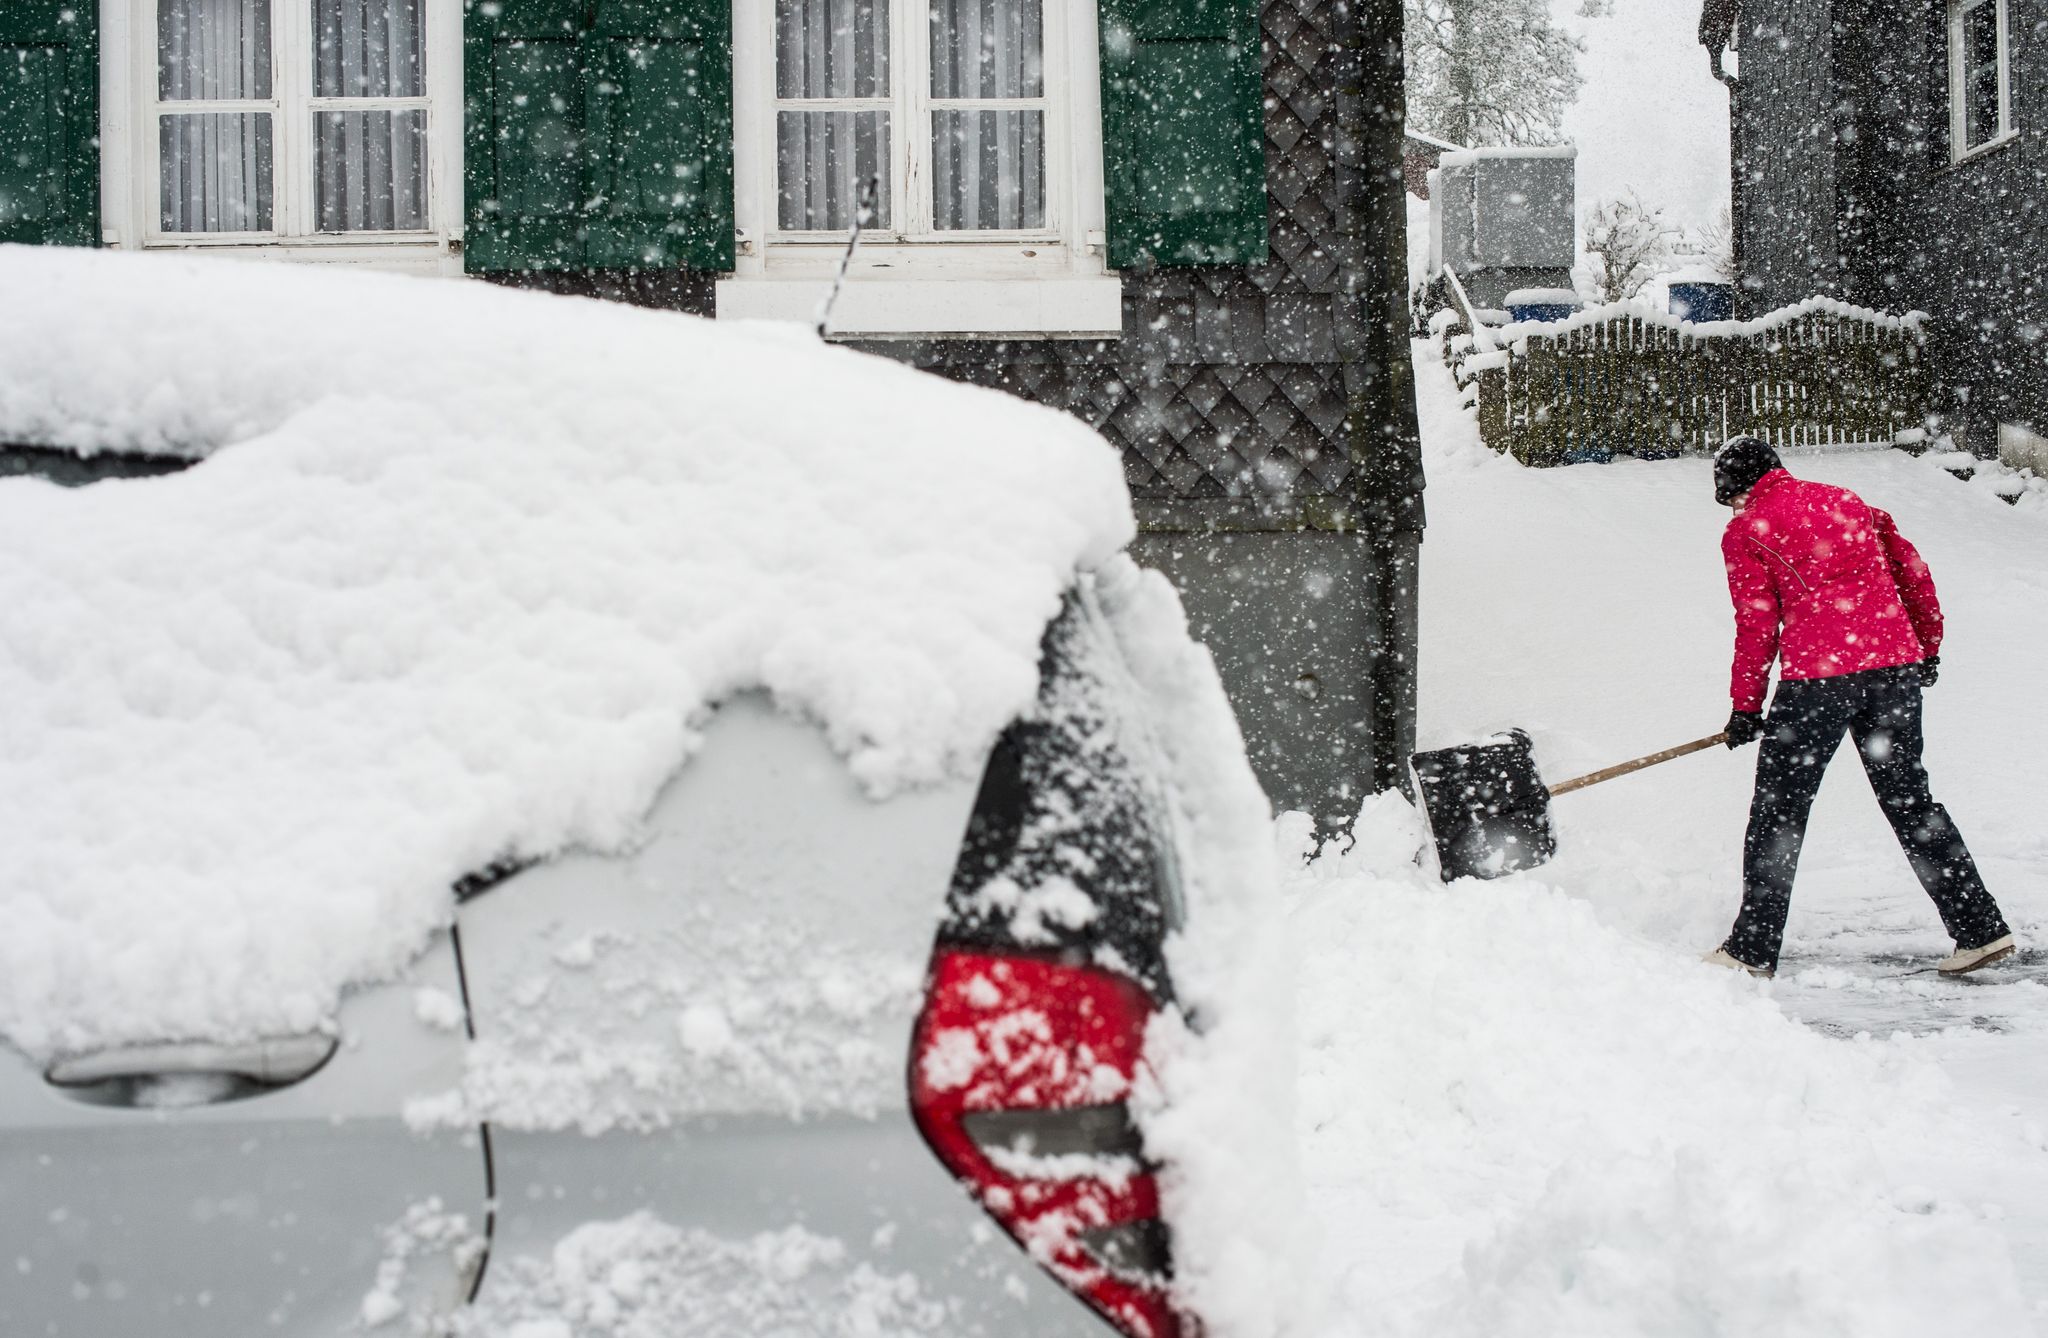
[
  {"xmin": 1936, "ymin": 933, "xmax": 2016, "ymax": 976},
  {"xmin": 1703, "ymin": 946, "xmax": 1774, "ymax": 979}
]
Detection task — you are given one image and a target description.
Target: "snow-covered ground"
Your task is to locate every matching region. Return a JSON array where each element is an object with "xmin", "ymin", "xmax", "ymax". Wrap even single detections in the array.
[{"xmin": 1290, "ymin": 346, "xmax": 2048, "ymax": 1334}]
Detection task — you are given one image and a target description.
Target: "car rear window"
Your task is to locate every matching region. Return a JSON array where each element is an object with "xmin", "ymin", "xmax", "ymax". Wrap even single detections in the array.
[{"xmin": 934, "ymin": 595, "xmax": 1185, "ymax": 1001}]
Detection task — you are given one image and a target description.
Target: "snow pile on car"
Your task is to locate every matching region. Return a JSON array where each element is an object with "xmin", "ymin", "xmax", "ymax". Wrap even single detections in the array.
[
  {"xmin": 0, "ymin": 245, "xmax": 1135, "ymax": 1060},
  {"xmin": 1289, "ymin": 796, "xmax": 2034, "ymax": 1336}
]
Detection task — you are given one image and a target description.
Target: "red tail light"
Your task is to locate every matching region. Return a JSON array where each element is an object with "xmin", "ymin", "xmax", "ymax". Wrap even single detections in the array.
[{"xmin": 910, "ymin": 948, "xmax": 1183, "ymax": 1338}]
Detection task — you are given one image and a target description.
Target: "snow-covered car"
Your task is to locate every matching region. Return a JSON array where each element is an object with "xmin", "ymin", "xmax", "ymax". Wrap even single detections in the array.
[{"xmin": 0, "ymin": 249, "xmax": 1294, "ymax": 1338}]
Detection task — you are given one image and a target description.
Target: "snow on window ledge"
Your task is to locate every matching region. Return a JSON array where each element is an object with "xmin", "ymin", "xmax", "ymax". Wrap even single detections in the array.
[{"xmin": 715, "ymin": 275, "xmax": 1125, "ymax": 339}]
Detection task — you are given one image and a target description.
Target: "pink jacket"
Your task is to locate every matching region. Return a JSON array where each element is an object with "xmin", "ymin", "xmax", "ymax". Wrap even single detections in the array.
[{"xmin": 1722, "ymin": 468, "xmax": 1941, "ymax": 712}]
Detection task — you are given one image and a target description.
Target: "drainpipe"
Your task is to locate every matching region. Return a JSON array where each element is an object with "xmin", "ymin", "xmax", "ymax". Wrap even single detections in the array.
[
  {"xmin": 1343, "ymin": 0, "xmax": 1428, "ymax": 797},
  {"xmin": 1701, "ymin": 0, "xmax": 1745, "ymax": 303}
]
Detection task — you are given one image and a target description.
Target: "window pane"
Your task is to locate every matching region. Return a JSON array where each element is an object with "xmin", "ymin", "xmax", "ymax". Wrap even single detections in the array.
[
  {"xmin": 777, "ymin": 0, "xmax": 888, "ymax": 99},
  {"xmin": 1961, "ymin": 2, "xmax": 2001, "ymax": 147},
  {"xmin": 933, "ymin": 110, "xmax": 1044, "ymax": 230},
  {"xmin": 313, "ymin": 0, "xmax": 426, "ymax": 99},
  {"xmin": 777, "ymin": 110, "xmax": 890, "ymax": 229},
  {"xmin": 160, "ymin": 112, "xmax": 274, "ymax": 231},
  {"xmin": 930, "ymin": 0, "xmax": 1042, "ymax": 98},
  {"xmin": 1966, "ymin": 67, "xmax": 2001, "ymax": 147},
  {"xmin": 316, "ymin": 109, "xmax": 428, "ymax": 231},
  {"xmin": 1965, "ymin": 1, "xmax": 2000, "ymax": 72},
  {"xmin": 160, "ymin": 0, "xmax": 274, "ymax": 101}
]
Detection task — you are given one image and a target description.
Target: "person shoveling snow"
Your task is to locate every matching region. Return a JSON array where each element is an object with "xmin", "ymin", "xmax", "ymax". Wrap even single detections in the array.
[{"xmin": 1703, "ymin": 436, "xmax": 2017, "ymax": 979}]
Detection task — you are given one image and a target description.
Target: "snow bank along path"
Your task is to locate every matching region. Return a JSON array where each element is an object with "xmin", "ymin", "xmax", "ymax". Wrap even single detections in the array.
[
  {"xmin": 0, "ymin": 246, "xmax": 1136, "ymax": 1060},
  {"xmin": 1291, "ymin": 801, "xmax": 2033, "ymax": 1336}
]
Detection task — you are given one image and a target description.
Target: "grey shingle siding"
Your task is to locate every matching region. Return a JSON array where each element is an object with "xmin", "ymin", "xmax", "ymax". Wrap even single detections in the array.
[
  {"xmin": 1732, "ymin": 0, "xmax": 1843, "ymax": 308},
  {"xmin": 1730, "ymin": 0, "xmax": 2047, "ymax": 448}
]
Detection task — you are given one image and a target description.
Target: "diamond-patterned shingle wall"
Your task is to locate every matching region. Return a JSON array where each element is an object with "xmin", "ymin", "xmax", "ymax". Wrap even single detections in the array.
[{"xmin": 861, "ymin": 0, "xmax": 1362, "ymax": 515}]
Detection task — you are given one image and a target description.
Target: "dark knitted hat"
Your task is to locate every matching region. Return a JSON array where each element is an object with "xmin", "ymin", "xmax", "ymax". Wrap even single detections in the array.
[{"xmin": 1714, "ymin": 435, "xmax": 1782, "ymax": 506}]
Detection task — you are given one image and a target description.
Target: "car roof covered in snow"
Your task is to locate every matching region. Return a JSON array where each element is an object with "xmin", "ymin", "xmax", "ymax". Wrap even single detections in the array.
[{"xmin": 0, "ymin": 245, "xmax": 1135, "ymax": 1059}]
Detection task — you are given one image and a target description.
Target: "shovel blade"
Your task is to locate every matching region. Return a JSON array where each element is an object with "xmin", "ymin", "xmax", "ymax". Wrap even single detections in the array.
[{"xmin": 1410, "ymin": 729, "xmax": 1557, "ymax": 881}]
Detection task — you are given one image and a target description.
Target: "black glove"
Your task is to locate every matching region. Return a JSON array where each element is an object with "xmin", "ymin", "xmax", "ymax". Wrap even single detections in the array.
[
  {"xmin": 1917, "ymin": 655, "xmax": 1940, "ymax": 688},
  {"xmin": 1724, "ymin": 711, "xmax": 1764, "ymax": 749}
]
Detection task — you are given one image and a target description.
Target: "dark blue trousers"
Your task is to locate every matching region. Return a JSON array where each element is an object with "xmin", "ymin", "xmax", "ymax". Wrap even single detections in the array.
[{"xmin": 1727, "ymin": 665, "xmax": 2010, "ymax": 971}]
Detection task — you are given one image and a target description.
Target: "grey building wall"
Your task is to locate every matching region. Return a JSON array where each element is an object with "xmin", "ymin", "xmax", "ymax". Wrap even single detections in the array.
[
  {"xmin": 1834, "ymin": 0, "xmax": 2048, "ymax": 451},
  {"xmin": 1728, "ymin": 0, "xmax": 2047, "ymax": 449},
  {"xmin": 1131, "ymin": 530, "xmax": 1382, "ymax": 818},
  {"xmin": 1728, "ymin": 0, "xmax": 1843, "ymax": 309}
]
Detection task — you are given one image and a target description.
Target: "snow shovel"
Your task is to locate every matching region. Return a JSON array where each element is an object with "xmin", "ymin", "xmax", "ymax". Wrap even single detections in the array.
[{"xmin": 1410, "ymin": 729, "xmax": 1728, "ymax": 881}]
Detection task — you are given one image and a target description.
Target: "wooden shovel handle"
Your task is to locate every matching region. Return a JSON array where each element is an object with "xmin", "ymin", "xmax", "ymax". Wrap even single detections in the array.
[{"xmin": 1546, "ymin": 733, "xmax": 1729, "ymax": 797}]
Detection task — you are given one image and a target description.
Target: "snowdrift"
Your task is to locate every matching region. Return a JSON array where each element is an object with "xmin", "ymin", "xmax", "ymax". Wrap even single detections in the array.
[{"xmin": 1292, "ymin": 797, "xmax": 2032, "ymax": 1337}]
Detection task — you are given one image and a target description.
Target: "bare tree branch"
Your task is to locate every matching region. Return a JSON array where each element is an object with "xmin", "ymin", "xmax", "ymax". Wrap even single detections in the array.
[
  {"xmin": 1577, "ymin": 191, "xmax": 1677, "ymax": 303},
  {"xmin": 1404, "ymin": 0, "xmax": 1587, "ymax": 146}
]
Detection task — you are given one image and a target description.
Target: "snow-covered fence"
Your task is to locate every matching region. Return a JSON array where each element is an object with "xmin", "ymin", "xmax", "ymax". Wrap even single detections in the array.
[
  {"xmin": 1436, "ymin": 269, "xmax": 1514, "ymax": 450},
  {"xmin": 1441, "ymin": 297, "xmax": 1930, "ymax": 467}
]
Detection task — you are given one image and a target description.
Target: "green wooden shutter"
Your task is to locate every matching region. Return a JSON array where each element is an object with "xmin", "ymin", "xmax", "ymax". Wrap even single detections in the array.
[
  {"xmin": 0, "ymin": 3, "xmax": 98, "ymax": 248},
  {"xmin": 465, "ymin": 0, "xmax": 732, "ymax": 273},
  {"xmin": 1098, "ymin": 0, "xmax": 1265, "ymax": 268}
]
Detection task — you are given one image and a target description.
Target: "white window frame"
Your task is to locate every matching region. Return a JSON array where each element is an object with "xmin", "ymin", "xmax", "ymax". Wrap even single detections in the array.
[
  {"xmin": 718, "ymin": 0, "xmax": 1121, "ymax": 337},
  {"xmin": 769, "ymin": 0, "xmax": 1058, "ymax": 245},
  {"xmin": 1948, "ymin": 0, "xmax": 2017, "ymax": 164},
  {"xmin": 100, "ymin": 0, "xmax": 464, "ymax": 268}
]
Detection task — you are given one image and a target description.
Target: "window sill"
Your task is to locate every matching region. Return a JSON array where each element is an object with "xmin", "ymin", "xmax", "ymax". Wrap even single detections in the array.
[
  {"xmin": 141, "ymin": 232, "xmax": 446, "ymax": 248},
  {"xmin": 714, "ymin": 274, "xmax": 1124, "ymax": 339},
  {"xmin": 1946, "ymin": 129, "xmax": 2022, "ymax": 171},
  {"xmin": 127, "ymin": 237, "xmax": 461, "ymax": 275}
]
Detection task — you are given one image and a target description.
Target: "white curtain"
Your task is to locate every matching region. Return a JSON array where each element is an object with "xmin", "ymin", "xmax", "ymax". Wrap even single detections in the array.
[
  {"xmin": 930, "ymin": 0, "xmax": 1044, "ymax": 230},
  {"xmin": 314, "ymin": 0, "xmax": 427, "ymax": 231},
  {"xmin": 158, "ymin": 0, "xmax": 273, "ymax": 232},
  {"xmin": 933, "ymin": 108, "xmax": 1044, "ymax": 230},
  {"xmin": 158, "ymin": 0, "xmax": 271, "ymax": 100},
  {"xmin": 160, "ymin": 113, "xmax": 273, "ymax": 233},
  {"xmin": 778, "ymin": 114, "xmax": 891, "ymax": 230},
  {"xmin": 316, "ymin": 110, "xmax": 427, "ymax": 231},
  {"xmin": 314, "ymin": 0, "xmax": 424, "ymax": 97},
  {"xmin": 929, "ymin": 0, "xmax": 1041, "ymax": 99},
  {"xmin": 156, "ymin": 0, "xmax": 427, "ymax": 234},
  {"xmin": 776, "ymin": 0, "xmax": 891, "ymax": 230},
  {"xmin": 778, "ymin": 0, "xmax": 887, "ymax": 98}
]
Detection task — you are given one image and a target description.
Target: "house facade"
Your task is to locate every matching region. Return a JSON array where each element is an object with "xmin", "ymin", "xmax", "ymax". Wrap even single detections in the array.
[
  {"xmin": 1699, "ymin": 0, "xmax": 2047, "ymax": 466},
  {"xmin": 0, "ymin": 0, "xmax": 1423, "ymax": 818}
]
